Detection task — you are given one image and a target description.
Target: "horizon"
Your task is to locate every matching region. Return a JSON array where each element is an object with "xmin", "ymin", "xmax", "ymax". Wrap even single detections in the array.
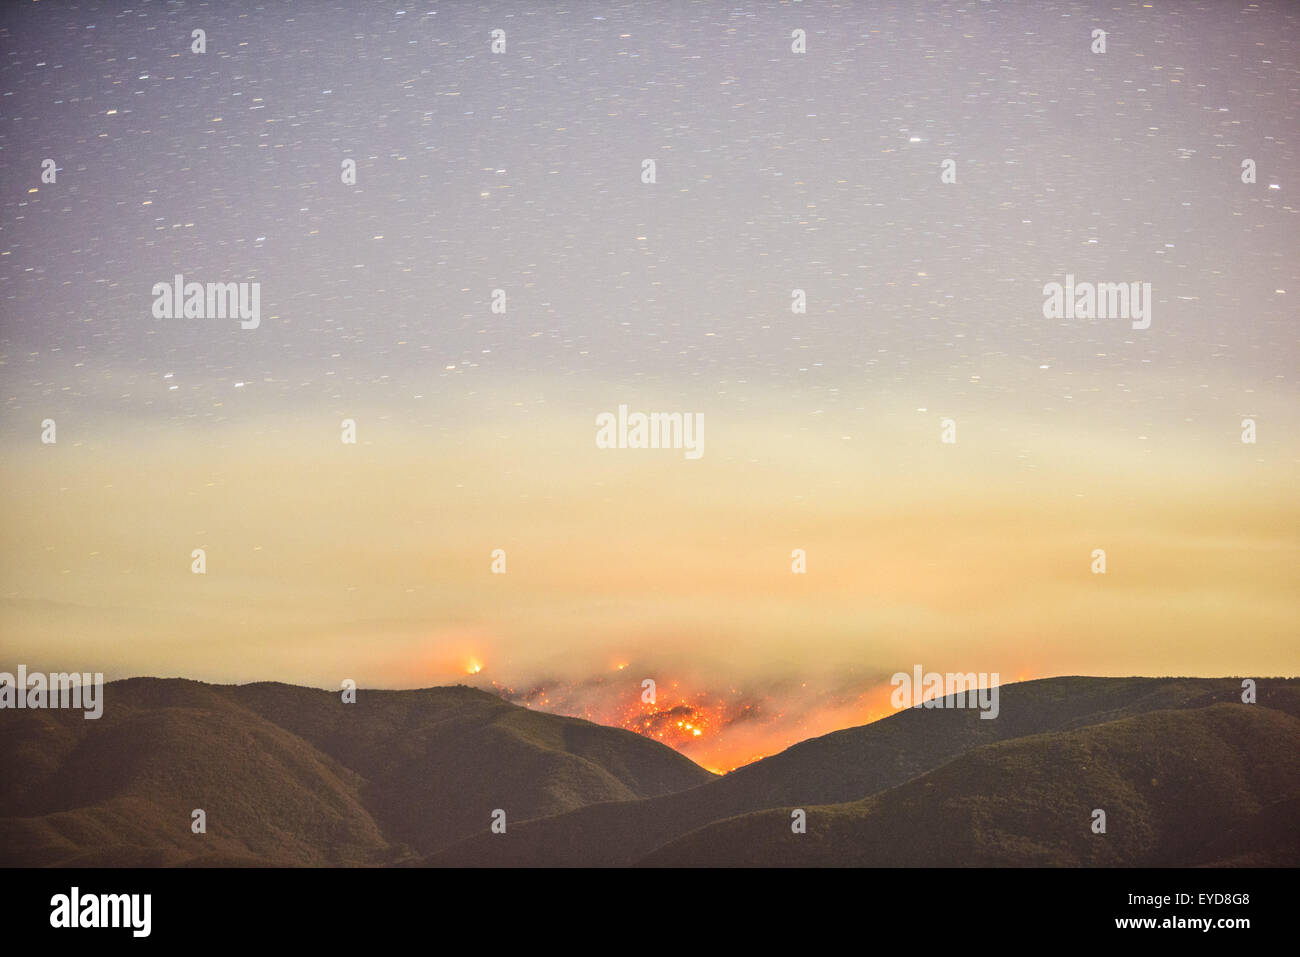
[{"xmin": 9, "ymin": 668, "xmax": 1289, "ymax": 774}]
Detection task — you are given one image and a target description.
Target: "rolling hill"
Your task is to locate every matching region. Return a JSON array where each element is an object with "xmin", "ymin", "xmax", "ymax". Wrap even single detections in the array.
[
  {"xmin": 426, "ymin": 677, "xmax": 1300, "ymax": 866},
  {"xmin": 0, "ymin": 677, "xmax": 713, "ymax": 866},
  {"xmin": 3, "ymin": 675, "xmax": 1294, "ymax": 867},
  {"xmin": 642, "ymin": 703, "xmax": 1300, "ymax": 866}
]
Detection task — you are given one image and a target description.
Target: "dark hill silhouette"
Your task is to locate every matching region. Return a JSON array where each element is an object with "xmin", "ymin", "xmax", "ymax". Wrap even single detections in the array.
[
  {"xmin": 426, "ymin": 677, "xmax": 1300, "ymax": 866},
  {"xmin": 0, "ymin": 677, "xmax": 713, "ymax": 866},
  {"xmin": 223, "ymin": 680, "xmax": 714, "ymax": 855},
  {"xmin": 642, "ymin": 703, "xmax": 1300, "ymax": 866},
  {"xmin": 0, "ymin": 679, "xmax": 388, "ymax": 867},
  {"xmin": 3, "ymin": 676, "xmax": 1294, "ymax": 867}
]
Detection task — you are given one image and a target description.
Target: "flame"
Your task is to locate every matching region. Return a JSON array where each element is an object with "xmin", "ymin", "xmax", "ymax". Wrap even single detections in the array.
[
  {"xmin": 479, "ymin": 667, "xmax": 1025, "ymax": 773},
  {"xmin": 487, "ymin": 673, "xmax": 761, "ymax": 763}
]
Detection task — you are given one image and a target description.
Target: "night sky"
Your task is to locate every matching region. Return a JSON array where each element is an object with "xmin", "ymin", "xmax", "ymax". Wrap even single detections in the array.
[{"xmin": 2, "ymin": 1, "xmax": 1296, "ymax": 770}]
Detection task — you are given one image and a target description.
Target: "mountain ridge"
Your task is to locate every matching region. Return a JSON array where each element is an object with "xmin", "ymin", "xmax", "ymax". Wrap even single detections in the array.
[
  {"xmin": 0, "ymin": 676, "xmax": 714, "ymax": 866},
  {"xmin": 426, "ymin": 676, "xmax": 1299, "ymax": 866},
  {"xmin": 2, "ymin": 675, "xmax": 1295, "ymax": 867}
]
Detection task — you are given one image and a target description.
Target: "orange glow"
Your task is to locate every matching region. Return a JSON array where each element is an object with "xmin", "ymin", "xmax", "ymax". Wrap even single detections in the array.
[
  {"xmin": 466, "ymin": 660, "xmax": 482, "ymax": 675},
  {"xmin": 479, "ymin": 667, "xmax": 1038, "ymax": 773}
]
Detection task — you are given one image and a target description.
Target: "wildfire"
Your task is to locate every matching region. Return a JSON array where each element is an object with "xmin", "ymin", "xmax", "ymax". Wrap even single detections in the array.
[
  {"xmin": 612, "ymin": 690, "xmax": 744, "ymax": 748},
  {"xmin": 485, "ymin": 672, "xmax": 756, "ymax": 754},
  {"xmin": 477, "ymin": 667, "xmax": 936, "ymax": 772},
  {"xmin": 465, "ymin": 660, "xmax": 482, "ymax": 675}
]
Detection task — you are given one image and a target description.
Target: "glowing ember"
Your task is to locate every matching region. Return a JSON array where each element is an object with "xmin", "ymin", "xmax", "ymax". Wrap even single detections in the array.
[
  {"xmin": 477, "ymin": 667, "xmax": 968, "ymax": 772},
  {"xmin": 486, "ymin": 673, "xmax": 764, "ymax": 761}
]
